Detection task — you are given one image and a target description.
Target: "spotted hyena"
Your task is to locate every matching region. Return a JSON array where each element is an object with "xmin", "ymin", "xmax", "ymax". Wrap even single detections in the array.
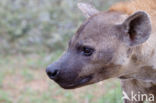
[{"xmin": 46, "ymin": 0, "xmax": 156, "ymax": 103}]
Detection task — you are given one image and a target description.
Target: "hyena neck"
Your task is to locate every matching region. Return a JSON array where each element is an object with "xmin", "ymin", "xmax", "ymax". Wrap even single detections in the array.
[
  {"xmin": 121, "ymin": 39, "xmax": 156, "ymax": 84},
  {"xmin": 132, "ymin": 34, "xmax": 156, "ymax": 69}
]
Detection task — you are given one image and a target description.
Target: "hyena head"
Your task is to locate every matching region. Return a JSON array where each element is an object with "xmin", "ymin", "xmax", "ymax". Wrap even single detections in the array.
[{"xmin": 46, "ymin": 3, "xmax": 151, "ymax": 89}]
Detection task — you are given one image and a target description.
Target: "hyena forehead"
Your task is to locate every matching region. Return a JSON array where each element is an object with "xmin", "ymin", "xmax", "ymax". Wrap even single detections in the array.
[{"xmin": 71, "ymin": 11, "xmax": 128, "ymax": 47}]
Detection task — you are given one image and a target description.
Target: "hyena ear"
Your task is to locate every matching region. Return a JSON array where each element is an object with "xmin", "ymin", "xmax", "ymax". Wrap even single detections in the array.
[
  {"xmin": 77, "ymin": 2, "xmax": 99, "ymax": 18},
  {"xmin": 121, "ymin": 11, "xmax": 152, "ymax": 46}
]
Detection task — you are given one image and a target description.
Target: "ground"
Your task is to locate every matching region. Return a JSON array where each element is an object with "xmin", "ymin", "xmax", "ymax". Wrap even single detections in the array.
[{"xmin": 0, "ymin": 53, "xmax": 123, "ymax": 103}]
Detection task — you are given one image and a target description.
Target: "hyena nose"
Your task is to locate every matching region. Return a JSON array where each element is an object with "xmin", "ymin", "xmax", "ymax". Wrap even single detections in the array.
[{"xmin": 46, "ymin": 65, "xmax": 60, "ymax": 80}]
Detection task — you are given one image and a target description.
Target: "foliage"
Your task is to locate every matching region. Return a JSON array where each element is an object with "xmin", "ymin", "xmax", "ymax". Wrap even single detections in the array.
[{"xmin": 0, "ymin": 0, "xmax": 123, "ymax": 54}]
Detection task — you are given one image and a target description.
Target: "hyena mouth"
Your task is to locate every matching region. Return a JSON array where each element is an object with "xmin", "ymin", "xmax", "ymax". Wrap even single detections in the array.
[{"xmin": 58, "ymin": 75, "xmax": 93, "ymax": 89}]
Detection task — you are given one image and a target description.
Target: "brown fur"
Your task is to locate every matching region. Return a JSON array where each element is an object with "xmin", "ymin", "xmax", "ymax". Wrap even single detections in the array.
[
  {"xmin": 110, "ymin": 0, "xmax": 156, "ymax": 16},
  {"xmin": 110, "ymin": 0, "xmax": 156, "ymax": 27}
]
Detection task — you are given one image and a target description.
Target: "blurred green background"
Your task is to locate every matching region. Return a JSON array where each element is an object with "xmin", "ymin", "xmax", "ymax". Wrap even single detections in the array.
[{"xmin": 0, "ymin": 0, "xmax": 125, "ymax": 103}]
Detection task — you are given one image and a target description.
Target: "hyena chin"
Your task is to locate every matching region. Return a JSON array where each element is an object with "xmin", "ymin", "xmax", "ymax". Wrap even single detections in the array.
[{"xmin": 46, "ymin": 1, "xmax": 156, "ymax": 102}]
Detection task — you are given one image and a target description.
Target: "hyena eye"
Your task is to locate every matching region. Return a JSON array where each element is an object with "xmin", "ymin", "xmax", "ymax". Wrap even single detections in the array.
[{"xmin": 80, "ymin": 46, "xmax": 94, "ymax": 56}]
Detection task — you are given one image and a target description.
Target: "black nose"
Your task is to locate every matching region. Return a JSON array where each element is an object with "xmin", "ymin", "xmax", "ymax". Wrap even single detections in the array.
[{"xmin": 46, "ymin": 65, "xmax": 59, "ymax": 80}]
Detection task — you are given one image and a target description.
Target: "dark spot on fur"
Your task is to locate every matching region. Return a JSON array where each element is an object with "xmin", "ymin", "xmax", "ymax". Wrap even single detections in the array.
[
  {"xmin": 148, "ymin": 86, "xmax": 156, "ymax": 96},
  {"xmin": 131, "ymin": 55, "xmax": 138, "ymax": 63},
  {"xmin": 151, "ymin": 49, "xmax": 155, "ymax": 57}
]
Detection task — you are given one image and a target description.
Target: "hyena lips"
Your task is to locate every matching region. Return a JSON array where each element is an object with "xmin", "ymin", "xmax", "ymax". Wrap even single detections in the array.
[{"xmin": 46, "ymin": 2, "xmax": 152, "ymax": 90}]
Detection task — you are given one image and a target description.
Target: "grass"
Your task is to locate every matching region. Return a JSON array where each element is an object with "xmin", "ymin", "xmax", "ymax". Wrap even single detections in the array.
[
  {"xmin": 0, "ymin": 52, "xmax": 123, "ymax": 103},
  {"xmin": 0, "ymin": 90, "xmax": 12, "ymax": 103}
]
